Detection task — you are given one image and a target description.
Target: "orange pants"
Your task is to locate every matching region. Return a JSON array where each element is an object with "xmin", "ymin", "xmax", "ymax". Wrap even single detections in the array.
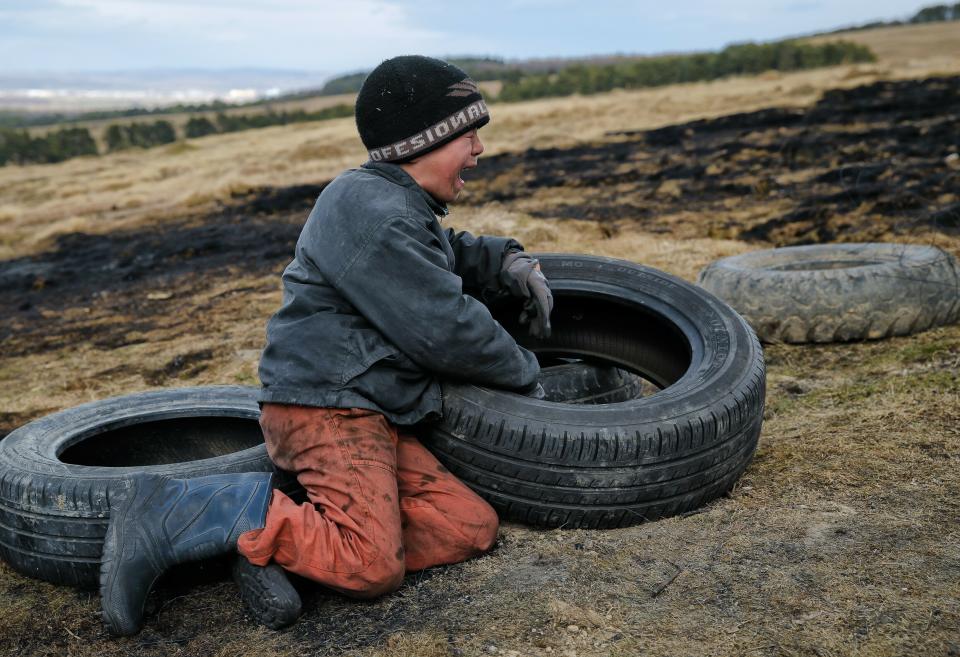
[{"xmin": 237, "ymin": 404, "xmax": 499, "ymax": 599}]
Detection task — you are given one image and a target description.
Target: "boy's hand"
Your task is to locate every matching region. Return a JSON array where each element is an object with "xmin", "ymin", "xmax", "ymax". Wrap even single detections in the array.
[
  {"xmin": 519, "ymin": 281, "xmax": 552, "ymax": 339},
  {"xmin": 500, "ymin": 252, "xmax": 554, "ymax": 339}
]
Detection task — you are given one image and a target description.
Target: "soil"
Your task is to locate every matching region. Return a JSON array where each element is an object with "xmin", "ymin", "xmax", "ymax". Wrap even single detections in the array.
[{"xmin": 0, "ymin": 75, "xmax": 958, "ymax": 657}]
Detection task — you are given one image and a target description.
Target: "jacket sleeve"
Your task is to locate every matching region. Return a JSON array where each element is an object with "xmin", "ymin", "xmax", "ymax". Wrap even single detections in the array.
[
  {"xmin": 322, "ymin": 215, "xmax": 539, "ymax": 390},
  {"xmin": 443, "ymin": 227, "xmax": 523, "ymax": 295}
]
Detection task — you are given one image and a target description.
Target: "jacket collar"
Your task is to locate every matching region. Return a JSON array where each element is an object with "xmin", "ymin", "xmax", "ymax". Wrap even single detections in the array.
[{"xmin": 362, "ymin": 161, "xmax": 449, "ymax": 217}]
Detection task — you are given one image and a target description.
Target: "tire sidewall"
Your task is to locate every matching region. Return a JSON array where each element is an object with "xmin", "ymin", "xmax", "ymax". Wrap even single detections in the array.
[{"xmin": 440, "ymin": 254, "xmax": 764, "ymax": 450}]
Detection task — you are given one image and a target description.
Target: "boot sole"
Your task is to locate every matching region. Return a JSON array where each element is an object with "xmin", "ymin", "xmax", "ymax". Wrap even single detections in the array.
[{"xmin": 232, "ymin": 558, "xmax": 302, "ymax": 630}]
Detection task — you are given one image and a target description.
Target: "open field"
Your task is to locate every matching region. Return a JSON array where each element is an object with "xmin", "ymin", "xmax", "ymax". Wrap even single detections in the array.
[
  {"xmin": 2, "ymin": 21, "xmax": 960, "ymax": 263},
  {"xmin": 1, "ymin": 21, "xmax": 959, "ymax": 657}
]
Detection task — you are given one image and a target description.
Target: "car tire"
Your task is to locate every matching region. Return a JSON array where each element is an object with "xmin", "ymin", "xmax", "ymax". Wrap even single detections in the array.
[
  {"xmin": 0, "ymin": 386, "xmax": 277, "ymax": 588},
  {"xmin": 428, "ymin": 253, "xmax": 766, "ymax": 529},
  {"xmin": 697, "ymin": 243, "xmax": 960, "ymax": 343}
]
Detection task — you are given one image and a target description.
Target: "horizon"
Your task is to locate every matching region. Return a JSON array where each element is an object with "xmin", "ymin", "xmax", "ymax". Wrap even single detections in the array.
[
  {"xmin": 2, "ymin": 0, "xmax": 935, "ymax": 76},
  {"xmin": 0, "ymin": 0, "xmax": 946, "ymax": 113}
]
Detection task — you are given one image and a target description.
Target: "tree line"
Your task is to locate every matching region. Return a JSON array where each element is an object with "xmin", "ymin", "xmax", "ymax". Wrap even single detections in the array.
[
  {"xmin": 188, "ymin": 104, "xmax": 353, "ymax": 136},
  {"xmin": 911, "ymin": 3, "xmax": 960, "ymax": 21},
  {"xmin": 498, "ymin": 40, "xmax": 876, "ymax": 101},
  {"xmin": 0, "ymin": 127, "xmax": 98, "ymax": 166},
  {"xmin": 0, "ymin": 100, "xmax": 237, "ymax": 130},
  {"xmin": 0, "ymin": 104, "xmax": 353, "ymax": 166},
  {"xmin": 824, "ymin": 2, "xmax": 960, "ymax": 33}
]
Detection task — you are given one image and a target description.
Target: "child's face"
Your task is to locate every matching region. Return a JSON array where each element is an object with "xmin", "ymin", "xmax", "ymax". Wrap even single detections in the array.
[{"xmin": 403, "ymin": 129, "xmax": 484, "ymax": 203}]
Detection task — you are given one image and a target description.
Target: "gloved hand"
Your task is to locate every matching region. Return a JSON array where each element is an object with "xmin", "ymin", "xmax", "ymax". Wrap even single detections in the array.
[{"xmin": 499, "ymin": 251, "xmax": 554, "ymax": 339}]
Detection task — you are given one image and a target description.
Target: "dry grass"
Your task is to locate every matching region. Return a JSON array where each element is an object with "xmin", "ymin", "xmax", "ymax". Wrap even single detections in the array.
[
  {"xmin": 1, "ymin": 20, "xmax": 959, "ymax": 657},
  {"xmin": 3, "ymin": 21, "xmax": 960, "ymax": 261}
]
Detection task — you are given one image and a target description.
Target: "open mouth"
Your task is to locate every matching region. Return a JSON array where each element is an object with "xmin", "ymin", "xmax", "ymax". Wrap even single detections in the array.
[{"xmin": 459, "ymin": 161, "xmax": 478, "ymax": 182}]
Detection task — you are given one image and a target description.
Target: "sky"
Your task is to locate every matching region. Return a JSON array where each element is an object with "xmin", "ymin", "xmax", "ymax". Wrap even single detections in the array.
[{"xmin": 0, "ymin": 0, "xmax": 937, "ymax": 78}]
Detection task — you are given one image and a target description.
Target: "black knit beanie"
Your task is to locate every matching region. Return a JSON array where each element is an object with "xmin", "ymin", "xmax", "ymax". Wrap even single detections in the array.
[{"xmin": 355, "ymin": 55, "xmax": 490, "ymax": 163}]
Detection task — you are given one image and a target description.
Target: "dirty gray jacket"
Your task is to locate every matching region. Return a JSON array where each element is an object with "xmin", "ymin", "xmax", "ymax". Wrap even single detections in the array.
[{"xmin": 258, "ymin": 161, "xmax": 540, "ymax": 425}]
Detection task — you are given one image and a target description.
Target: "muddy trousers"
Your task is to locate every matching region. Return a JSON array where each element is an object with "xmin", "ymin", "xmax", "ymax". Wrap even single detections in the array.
[{"xmin": 237, "ymin": 404, "xmax": 499, "ymax": 598}]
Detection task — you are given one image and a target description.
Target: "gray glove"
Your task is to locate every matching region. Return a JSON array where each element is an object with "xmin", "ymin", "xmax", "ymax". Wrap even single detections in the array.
[{"xmin": 500, "ymin": 251, "xmax": 554, "ymax": 339}]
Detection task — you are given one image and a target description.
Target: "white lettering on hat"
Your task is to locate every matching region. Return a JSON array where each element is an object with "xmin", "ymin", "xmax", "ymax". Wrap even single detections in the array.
[
  {"xmin": 367, "ymin": 99, "xmax": 489, "ymax": 162},
  {"xmin": 449, "ymin": 111, "xmax": 468, "ymax": 130}
]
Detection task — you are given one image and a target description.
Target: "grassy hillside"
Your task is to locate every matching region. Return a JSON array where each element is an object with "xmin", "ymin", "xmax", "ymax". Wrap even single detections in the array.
[{"xmin": 1, "ymin": 21, "xmax": 958, "ymax": 262}]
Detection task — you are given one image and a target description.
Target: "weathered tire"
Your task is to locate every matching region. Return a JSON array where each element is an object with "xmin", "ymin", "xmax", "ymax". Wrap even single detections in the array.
[
  {"xmin": 0, "ymin": 361, "xmax": 639, "ymax": 588},
  {"xmin": 697, "ymin": 243, "xmax": 960, "ymax": 343},
  {"xmin": 428, "ymin": 253, "xmax": 766, "ymax": 529},
  {"xmin": 0, "ymin": 386, "xmax": 273, "ymax": 588}
]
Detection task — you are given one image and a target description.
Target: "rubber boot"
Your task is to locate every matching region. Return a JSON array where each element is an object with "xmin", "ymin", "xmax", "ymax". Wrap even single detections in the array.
[
  {"xmin": 100, "ymin": 472, "xmax": 274, "ymax": 636},
  {"xmin": 232, "ymin": 555, "xmax": 302, "ymax": 629}
]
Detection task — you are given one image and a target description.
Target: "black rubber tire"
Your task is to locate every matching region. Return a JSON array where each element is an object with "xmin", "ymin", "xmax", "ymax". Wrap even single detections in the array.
[
  {"xmin": 697, "ymin": 243, "xmax": 960, "ymax": 343},
  {"xmin": 0, "ymin": 386, "xmax": 272, "ymax": 589},
  {"xmin": 428, "ymin": 253, "xmax": 766, "ymax": 529},
  {"xmin": 539, "ymin": 361, "xmax": 646, "ymax": 403},
  {"xmin": 0, "ymin": 361, "xmax": 640, "ymax": 588}
]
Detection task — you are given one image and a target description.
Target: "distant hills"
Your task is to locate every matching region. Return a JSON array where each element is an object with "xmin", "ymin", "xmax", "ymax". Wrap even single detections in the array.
[{"xmin": 0, "ymin": 68, "xmax": 328, "ymax": 115}]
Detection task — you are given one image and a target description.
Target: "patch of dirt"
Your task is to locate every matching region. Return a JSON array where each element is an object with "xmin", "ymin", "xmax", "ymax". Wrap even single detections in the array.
[
  {"xmin": 463, "ymin": 76, "xmax": 960, "ymax": 245},
  {"xmin": 0, "ymin": 197, "xmax": 309, "ymax": 360}
]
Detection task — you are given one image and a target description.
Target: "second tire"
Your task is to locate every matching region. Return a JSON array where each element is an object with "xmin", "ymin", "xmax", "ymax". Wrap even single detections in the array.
[
  {"xmin": 428, "ymin": 253, "xmax": 766, "ymax": 529},
  {"xmin": 697, "ymin": 243, "xmax": 960, "ymax": 343}
]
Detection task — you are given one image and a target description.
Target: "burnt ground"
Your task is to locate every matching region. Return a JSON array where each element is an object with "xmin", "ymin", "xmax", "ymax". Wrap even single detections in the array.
[
  {"xmin": 0, "ymin": 206, "xmax": 306, "ymax": 360},
  {"xmin": 2, "ymin": 77, "xmax": 958, "ymax": 414},
  {"xmin": 463, "ymin": 75, "xmax": 960, "ymax": 243},
  {"xmin": 0, "ymin": 76, "xmax": 959, "ymax": 657},
  {"xmin": 0, "ymin": 188, "xmax": 324, "ymax": 436}
]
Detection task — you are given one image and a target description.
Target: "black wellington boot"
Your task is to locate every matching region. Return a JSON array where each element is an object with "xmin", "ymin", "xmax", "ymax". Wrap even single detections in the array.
[{"xmin": 100, "ymin": 472, "xmax": 274, "ymax": 636}]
